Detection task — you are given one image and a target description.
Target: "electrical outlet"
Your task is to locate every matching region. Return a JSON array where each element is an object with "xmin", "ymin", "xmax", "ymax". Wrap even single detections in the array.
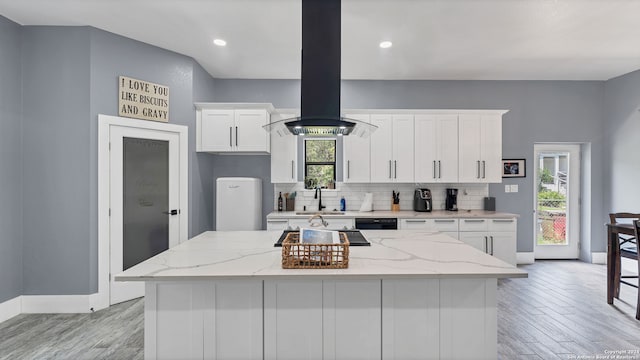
[
  {"xmin": 510, "ymin": 184, "xmax": 519, "ymax": 193},
  {"xmin": 505, "ymin": 185, "xmax": 511, "ymax": 193}
]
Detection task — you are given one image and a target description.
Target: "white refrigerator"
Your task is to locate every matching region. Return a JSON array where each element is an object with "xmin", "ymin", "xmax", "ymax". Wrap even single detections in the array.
[{"xmin": 216, "ymin": 177, "xmax": 262, "ymax": 231}]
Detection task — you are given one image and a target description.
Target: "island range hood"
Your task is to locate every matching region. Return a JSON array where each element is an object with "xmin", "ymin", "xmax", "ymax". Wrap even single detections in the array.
[{"xmin": 264, "ymin": 0, "xmax": 377, "ymax": 137}]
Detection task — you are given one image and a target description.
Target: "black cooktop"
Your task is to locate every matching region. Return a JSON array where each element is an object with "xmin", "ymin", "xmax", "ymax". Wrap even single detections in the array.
[{"xmin": 274, "ymin": 230, "xmax": 371, "ymax": 247}]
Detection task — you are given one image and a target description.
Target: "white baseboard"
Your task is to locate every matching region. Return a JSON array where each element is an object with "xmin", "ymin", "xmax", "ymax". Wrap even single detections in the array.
[
  {"xmin": 517, "ymin": 252, "xmax": 535, "ymax": 265},
  {"xmin": 591, "ymin": 252, "xmax": 607, "ymax": 264},
  {"xmin": 21, "ymin": 295, "xmax": 94, "ymax": 314},
  {"xmin": 0, "ymin": 296, "xmax": 22, "ymax": 323}
]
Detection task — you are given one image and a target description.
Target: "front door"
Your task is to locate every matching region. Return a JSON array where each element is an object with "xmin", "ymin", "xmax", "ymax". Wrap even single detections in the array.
[
  {"xmin": 109, "ymin": 126, "xmax": 181, "ymax": 305},
  {"xmin": 534, "ymin": 144, "xmax": 581, "ymax": 259}
]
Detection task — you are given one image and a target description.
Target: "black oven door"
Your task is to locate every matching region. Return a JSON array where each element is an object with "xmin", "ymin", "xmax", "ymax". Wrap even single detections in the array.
[{"xmin": 355, "ymin": 218, "xmax": 398, "ymax": 230}]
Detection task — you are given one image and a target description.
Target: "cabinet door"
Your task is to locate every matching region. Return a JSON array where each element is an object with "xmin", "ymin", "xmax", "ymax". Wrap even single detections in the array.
[
  {"xmin": 489, "ymin": 232, "xmax": 517, "ymax": 265},
  {"xmin": 480, "ymin": 115, "xmax": 502, "ymax": 183},
  {"xmin": 369, "ymin": 114, "xmax": 393, "ymax": 182},
  {"xmin": 458, "ymin": 114, "xmax": 482, "ymax": 182},
  {"xmin": 438, "ymin": 116, "xmax": 459, "ymax": 183},
  {"xmin": 343, "ymin": 114, "xmax": 371, "ymax": 183},
  {"xmin": 271, "ymin": 113, "xmax": 298, "ymax": 183},
  {"xmin": 392, "ymin": 114, "xmax": 415, "ymax": 182},
  {"xmin": 458, "ymin": 232, "xmax": 488, "ymax": 253},
  {"xmin": 235, "ymin": 109, "xmax": 269, "ymax": 152},
  {"xmin": 414, "ymin": 115, "xmax": 439, "ymax": 182},
  {"xmin": 200, "ymin": 109, "xmax": 235, "ymax": 152}
]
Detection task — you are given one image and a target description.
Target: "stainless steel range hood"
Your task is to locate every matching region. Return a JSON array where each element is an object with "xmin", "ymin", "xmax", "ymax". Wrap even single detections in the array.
[{"xmin": 264, "ymin": 0, "xmax": 377, "ymax": 137}]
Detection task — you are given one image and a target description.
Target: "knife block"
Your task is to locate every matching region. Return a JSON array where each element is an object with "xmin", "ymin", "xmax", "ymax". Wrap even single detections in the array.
[
  {"xmin": 286, "ymin": 198, "xmax": 295, "ymax": 211},
  {"xmin": 391, "ymin": 204, "xmax": 400, "ymax": 212}
]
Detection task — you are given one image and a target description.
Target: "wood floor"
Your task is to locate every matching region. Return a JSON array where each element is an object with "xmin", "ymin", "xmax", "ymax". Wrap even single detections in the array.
[{"xmin": 0, "ymin": 260, "xmax": 639, "ymax": 359}]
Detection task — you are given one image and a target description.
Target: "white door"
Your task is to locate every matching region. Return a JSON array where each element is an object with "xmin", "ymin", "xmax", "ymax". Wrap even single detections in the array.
[
  {"xmin": 200, "ymin": 109, "xmax": 235, "ymax": 151},
  {"xmin": 109, "ymin": 126, "xmax": 181, "ymax": 305},
  {"xmin": 235, "ymin": 109, "xmax": 268, "ymax": 152},
  {"xmin": 343, "ymin": 114, "xmax": 371, "ymax": 183},
  {"xmin": 370, "ymin": 114, "xmax": 393, "ymax": 182},
  {"xmin": 534, "ymin": 144, "xmax": 580, "ymax": 259},
  {"xmin": 392, "ymin": 114, "xmax": 414, "ymax": 182}
]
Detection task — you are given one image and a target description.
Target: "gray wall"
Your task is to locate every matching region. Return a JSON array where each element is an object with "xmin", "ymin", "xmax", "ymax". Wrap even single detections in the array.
[
  {"xmin": 603, "ymin": 69, "xmax": 640, "ymax": 215},
  {"xmin": 0, "ymin": 16, "xmax": 23, "ymax": 303},
  {"xmin": 212, "ymin": 79, "xmax": 606, "ymax": 255},
  {"xmin": 21, "ymin": 26, "xmax": 92, "ymax": 295}
]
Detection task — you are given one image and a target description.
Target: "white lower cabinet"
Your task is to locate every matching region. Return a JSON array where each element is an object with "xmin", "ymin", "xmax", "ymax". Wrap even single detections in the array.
[
  {"xmin": 459, "ymin": 218, "xmax": 517, "ymax": 265},
  {"xmin": 399, "ymin": 218, "xmax": 459, "ymax": 239},
  {"xmin": 264, "ymin": 280, "xmax": 381, "ymax": 360},
  {"xmin": 287, "ymin": 218, "xmax": 354, "ymax": 231},
  {"xmin": 266, "ymin": 219, "xmax": 290, "ymax": 231}
]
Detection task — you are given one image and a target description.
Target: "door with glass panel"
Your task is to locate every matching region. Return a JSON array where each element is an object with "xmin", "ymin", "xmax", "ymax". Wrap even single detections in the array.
[
  {"xmin": 109, "ymin": 127, "xmax": 181, "ymax": 305},
  {"xmin": 534, "ymin": 144, "xmax": 580, "ymax": 259}
]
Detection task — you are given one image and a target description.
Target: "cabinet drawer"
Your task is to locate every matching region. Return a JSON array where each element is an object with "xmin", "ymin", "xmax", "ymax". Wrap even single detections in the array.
[
  {"xmin": 266, "ymin": 219, "xmax": 289, "ymax": 231},
  {"xmin": 459, "ymin": 219, "xmax": 488, "ymax": 232},
  {"xmin": 488, "ymin": 218, "xmax": 517, "ymax": 232},
  {"xmin": 432, "ymin": 219, "xmax": 458, "ymax": 232},
  {"xmin": 288, "ymin": 218, "xmax": 354, "ymax": 230},
  {"xmin": 400, "ymin": 218, "xmax": 431, "ymax": 230}
]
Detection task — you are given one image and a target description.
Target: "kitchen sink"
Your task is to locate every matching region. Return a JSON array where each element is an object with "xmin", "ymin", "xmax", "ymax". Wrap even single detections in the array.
[{"xmin": 295, "ymin": 211, "xmax": 345, "ymax": 215}]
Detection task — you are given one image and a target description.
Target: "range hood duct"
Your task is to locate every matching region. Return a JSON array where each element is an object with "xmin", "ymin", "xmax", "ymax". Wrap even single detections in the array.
[{"xmin": 264, "ymin": 0, "xmax": 377, "ymax": 137}]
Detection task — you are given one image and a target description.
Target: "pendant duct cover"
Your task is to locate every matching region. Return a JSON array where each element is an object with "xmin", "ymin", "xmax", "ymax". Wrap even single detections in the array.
[{"xmin": 263, "ymin": 0, "xmax": 377, "ymax": 138}]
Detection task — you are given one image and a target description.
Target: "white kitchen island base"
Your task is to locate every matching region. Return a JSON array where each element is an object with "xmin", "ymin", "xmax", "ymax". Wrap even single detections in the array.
[
  {"xmin": 144, "ymin": 278, "xmax": 497, "ymax": 360},
  {"xmin": 117, "ymin": 230, "xmax": 525, "ymax": 360}
]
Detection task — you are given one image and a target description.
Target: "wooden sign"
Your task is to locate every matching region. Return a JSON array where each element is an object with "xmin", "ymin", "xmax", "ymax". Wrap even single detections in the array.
[{"xmin": 118, "ymin": 76, "xmax": 169, "ymax": 122}]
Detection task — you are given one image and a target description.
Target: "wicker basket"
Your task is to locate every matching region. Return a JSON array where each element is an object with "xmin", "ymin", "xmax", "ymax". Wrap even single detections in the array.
[{"xmin": 281, "ymin": 232, "xmax": 350, "ymax": 269}]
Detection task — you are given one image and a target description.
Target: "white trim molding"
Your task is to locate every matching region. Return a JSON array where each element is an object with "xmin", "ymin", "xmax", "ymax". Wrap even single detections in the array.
[
  {"xmin": 0, "ymin": 296, "xmax": 21, "ymax": 323},
  {"xmin": 517, "ymin": 252, "xmax": 535, "ymax": 265},
  {"xmin": 591, "ymin": 252, "xmax": 607, "ymax": 264},
  {"xmin": 21, "ymin": 295, "xmax": 96, "ymax": 314}
]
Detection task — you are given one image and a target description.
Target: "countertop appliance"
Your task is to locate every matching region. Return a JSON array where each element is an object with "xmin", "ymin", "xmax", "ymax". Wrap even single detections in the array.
[
  {"xmin": 446, "ymin": 188, "xmax": 458, "ymax": 211},
  {"xmin": 413, "ymin": 188, "xmax": 432, "ymax": 212},
  {"xmin": 274, "ymin": 229, "xmax": 370, "ymax": 247},
  {"xmin": 355, "ymin": 218, "xmax": 398, "ymax": 230},
  {"xmin": 216, "ymin": 177, "xmax": 262, "ymax": 230}
]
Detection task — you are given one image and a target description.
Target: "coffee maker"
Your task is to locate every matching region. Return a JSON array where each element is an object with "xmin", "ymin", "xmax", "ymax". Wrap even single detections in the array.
[
  {"xmin": 445, "ymin": 188, "xmax": 458, "ymax": 211},
  {"xmin": 413, "ymin": 188, "xmax": 432, "ymax": 212}
]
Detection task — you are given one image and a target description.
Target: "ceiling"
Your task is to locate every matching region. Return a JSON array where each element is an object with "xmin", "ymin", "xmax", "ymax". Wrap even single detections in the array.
[{"xmin": 2, "ymin": 0, "xmax": 640, "ymax": 81}]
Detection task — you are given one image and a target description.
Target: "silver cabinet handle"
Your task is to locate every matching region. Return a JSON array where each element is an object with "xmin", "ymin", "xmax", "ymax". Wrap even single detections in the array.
[
  {"xmin": 492, "ymin": 219, "xmax": 514, "ymax": 223},
  {"xmin": 229, "ymin": 127, "xmax": 232, "ymax": 147},
  {"xmin": 433, "ymin": 160, "xmax": 436, "ymax": 179},
  {"xmin": 394, "ymin": 160, "xmax": 397, "ymax": 179},
  {"xmin": 477, "ymin": 160, "xmax": 481, "ymax": 178},
  {"xmin": 235, "ymin": 126, "xmax": 238, "ymax": 146},
  {"xmin": 435, "ymin": 219, "xmax": 456, "ymax": 223},
  {"xmin": 291, "ymin": 160, "xmax": 295, "ymax": 179},
  {"xmin": 405, "ymin": 219, "xmax": 427, "ymax": 223},
  {"xmin": 482, "ymin": 160, "xmax": 486, "ymax": 179},
  {"xmin": 267, "ymin": 220, "xmax": 288, "ymax": 223},
  {"xmin": 484, "ymin": 236, "xmax": 488, "ymax": 253},
  {"xmin": 464, "ymin": 219, "xmax": 486, "ymax": 223},
  {"xmin": 438, "ymin": 160, "xmax": 441, "ymax": 179},
  {"xmin": 389, "ymin": 160, "xmax": 392, "ymax": 179},
  {"xmin": 347, "ymin": 160, "xmax": 350, "ymax": 179}
]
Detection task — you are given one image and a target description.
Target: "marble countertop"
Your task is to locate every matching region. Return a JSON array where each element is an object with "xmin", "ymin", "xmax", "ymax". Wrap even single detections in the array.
[
  {"xmin": 115, "ymin": 230, "xmax": 527, "ymax": 281},
  {"xmin": 267, "ymin": 209, "xmax": 519, "ymax": 219}
]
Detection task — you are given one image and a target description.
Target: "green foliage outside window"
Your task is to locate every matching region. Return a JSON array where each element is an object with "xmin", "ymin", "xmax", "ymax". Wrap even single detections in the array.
[{"xmin": 305, "ymin": 140, "xmax": 336, "ymax": 189}]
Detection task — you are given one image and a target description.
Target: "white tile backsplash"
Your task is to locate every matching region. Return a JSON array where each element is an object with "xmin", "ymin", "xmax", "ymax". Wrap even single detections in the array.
[{"xmin": 273, "ymin": 183, "xmax": 489, "ymax": 212}]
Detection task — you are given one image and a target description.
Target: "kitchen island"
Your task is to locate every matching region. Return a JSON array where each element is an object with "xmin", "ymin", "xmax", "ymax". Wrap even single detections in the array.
[{"xmin": 116, "ymin": 230, "xmax": 526, "ymax": 360}]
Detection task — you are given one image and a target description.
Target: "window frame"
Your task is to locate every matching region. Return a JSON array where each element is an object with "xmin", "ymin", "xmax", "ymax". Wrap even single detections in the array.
[{"xmin": 304, "ymin": 138, "xmax": 337, "ymax": 189}]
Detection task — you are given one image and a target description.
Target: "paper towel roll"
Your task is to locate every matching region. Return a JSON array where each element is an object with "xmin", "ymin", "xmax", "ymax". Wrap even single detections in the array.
[{"xmin": 359, "ymin": 193, "xmax": 373, "ymax": 212}]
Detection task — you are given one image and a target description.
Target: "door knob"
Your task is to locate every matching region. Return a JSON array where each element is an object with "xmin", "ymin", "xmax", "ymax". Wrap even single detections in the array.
[{"xmin": 163, "ymin": 209, "xmax": 179, "ymax": 215}]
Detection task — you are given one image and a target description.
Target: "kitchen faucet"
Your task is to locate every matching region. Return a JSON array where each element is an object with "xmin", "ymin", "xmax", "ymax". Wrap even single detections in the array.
[{"xmin": 314, "ymin": 186, "xmax": 326, "ymax": 212}]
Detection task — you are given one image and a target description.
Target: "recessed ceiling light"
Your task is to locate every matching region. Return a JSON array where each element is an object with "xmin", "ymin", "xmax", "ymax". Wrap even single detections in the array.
[
  {"xmin": 213, "ymin": 39, "xmax": 227, "ymax": 47},
  {"xmin": 379, "ymin": 41, "xmax": 392, "ymax": 49}
]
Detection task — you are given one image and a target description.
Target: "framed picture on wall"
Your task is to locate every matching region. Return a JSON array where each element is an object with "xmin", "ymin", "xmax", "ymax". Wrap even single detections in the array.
[{"xmin": 502, "ymin": 159, "xmax": 526, "ymax": 178}]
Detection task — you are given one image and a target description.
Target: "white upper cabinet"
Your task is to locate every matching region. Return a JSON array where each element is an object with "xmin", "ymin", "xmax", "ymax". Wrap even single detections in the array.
[
  {"xmin": 370, "ymin": 114, "xmax": 414, "ymax": 183},
  {"xmin": 458, "ymin": 114, "xmax": 502, "ymax": 183},
  {"xmin": 343, "ymin": 114, "xmax": 371, "ymax": 183},
  {"xmin": 414, "ymin": 114, "xmax": 459, "ymax": 183},
  {"xmin": 270, "ymin": 112, "xmax": 298, "ymax": 183},
  {"xmin": 195, "ymin": 103, "xmax": 272, "ymax": 153}
]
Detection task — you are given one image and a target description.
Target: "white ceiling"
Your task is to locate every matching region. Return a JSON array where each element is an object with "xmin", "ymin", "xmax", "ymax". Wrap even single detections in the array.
[{"xmin": 2, "ymin": 0, "xmax": 640, "ymax": 81}]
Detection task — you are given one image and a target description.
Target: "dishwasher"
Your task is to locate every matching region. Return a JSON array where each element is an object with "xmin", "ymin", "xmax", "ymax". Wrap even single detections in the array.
[{"xmin": 354, "ymin": 218, "xmax": 398, "ymax": 230}]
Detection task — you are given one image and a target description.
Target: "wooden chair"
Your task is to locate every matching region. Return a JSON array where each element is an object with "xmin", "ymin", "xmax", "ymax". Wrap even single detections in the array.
[{"xmin": 609, "ymin": 213, "xmax": 640, "ymax": 316}]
